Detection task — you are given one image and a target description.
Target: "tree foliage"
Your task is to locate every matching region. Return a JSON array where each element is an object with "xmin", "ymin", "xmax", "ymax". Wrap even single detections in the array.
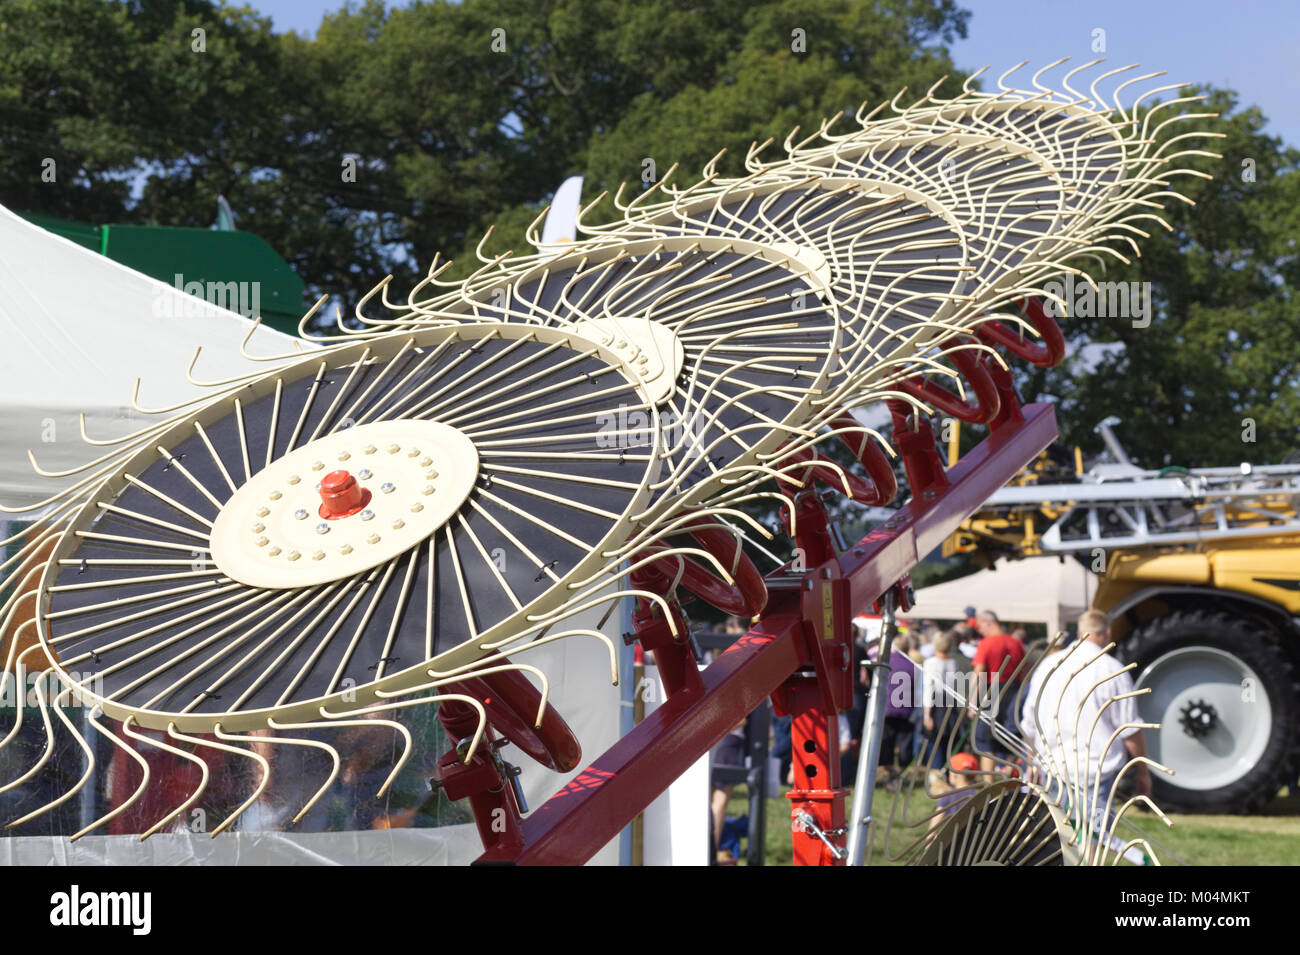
[{"xmin": 1, "ymin": 0, "xmax": 1295, "ymax": 467}]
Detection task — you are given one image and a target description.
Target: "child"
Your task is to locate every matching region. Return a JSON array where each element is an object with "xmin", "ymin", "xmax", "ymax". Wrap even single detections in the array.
[{"xmin": 929, "ymin": 752, "xmax": 980, "ymax": 832}]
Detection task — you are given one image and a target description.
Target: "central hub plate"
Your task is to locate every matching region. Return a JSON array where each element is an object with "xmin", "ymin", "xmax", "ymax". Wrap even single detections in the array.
[{"xmin": 209, "ymin": 419, "xmax": 478, "ymax": 589}]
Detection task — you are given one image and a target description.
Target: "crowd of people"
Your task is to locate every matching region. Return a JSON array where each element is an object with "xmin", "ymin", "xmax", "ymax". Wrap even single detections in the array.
[{"xmin": 709, "ymin": 608, "xmax": 1150, "ymax": 862}]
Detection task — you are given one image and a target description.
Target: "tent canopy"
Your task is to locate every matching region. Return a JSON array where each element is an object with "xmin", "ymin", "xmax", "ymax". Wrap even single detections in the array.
[
  {"xmin": 906, "ymin": 557, "xmax": 1099, "ymax": 636},
  {"xmin": 0, "ymin": 203, "xmax": 308, "ymax": 512}
]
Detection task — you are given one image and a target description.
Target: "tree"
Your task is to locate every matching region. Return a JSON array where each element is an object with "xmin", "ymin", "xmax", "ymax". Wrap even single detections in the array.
[{"xmin": 1021, "ymin": 87, "xmax": 1300, "ymax": 467}]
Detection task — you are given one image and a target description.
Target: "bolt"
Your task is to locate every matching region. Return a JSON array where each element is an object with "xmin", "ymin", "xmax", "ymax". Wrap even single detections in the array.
[
  {"xmin": 315, "ymin": 523, "xmax": 330, "ymax": 535},
  {"xmin": 256, "ymin": 506, "xmax": 270, "ymax": 517},
  {"xmin": 422, "ymin": 485, "xmax": 435, "ymax": 496},
  {"xmin": 268, "ymin": 547, "xmax": 281, "ymax": 556},
  {"xmin": 358, "ymin": 469, "xmax": 373, "ymax": 480},
  {"xmin": 312, "ymin": 461, "xmax": 324, "ymax": 471},
  {"xmin": 339, "ymin": 544, "xmax": 353, "ymax": 555},
  {"xmin": 360, "ymin": 509, "xmax": 375, "ymax": 521},
  {"xmin": 364, "ymin": 445, "xmax": 377, "ymax": 455},
  {"xmin": 256, "ymin": 536, "xmax": 269, "ymax": 547},
  {"xmin": 312, "ymin": 550, "xmax": 325, "ymax": 561},
  {"xmin": 387, "ymin": 444, "xmax": 400, "ymax": 454},
  {"xmin": 294, "ymin": 509, "xmax": 308, "ymax": 521},
  {"xmin": 392, "ymin": 519, "xmax": 405, "ymax": 530},
  {"xmin": 419, "ymin": 457, "xmax": 432, "ymax": 467},
  {"xmin": 381, "ymin": 482, "xmax": 396, "ymax": 494},
  {"xmin": 287, "ymin": 550, "xmax": 301, "ymax": 561},
  {"xmin": 287, "ymin": 475, "xmax": 301, "ymax": 485},
  {"xmin": 407, "ymin": 448, "xmax": 420, "ymax": 458},
  {"xmin": 269, "ymin": 491, "xmax": 282, "ymax": 501},
  {"xmin": 410, "ymin": 503, "xmax": 424, "ymax": 513},
  {"xmin": 338, "ymin": 451, "xmax": 351, "ymax": 461},
  {"xmin": 252, "ymin": 523, "xmax": 265, "ymax": 533},
  {"xmin": 367, "ymin": 533, "xmax": 380, "ymax": 544}
]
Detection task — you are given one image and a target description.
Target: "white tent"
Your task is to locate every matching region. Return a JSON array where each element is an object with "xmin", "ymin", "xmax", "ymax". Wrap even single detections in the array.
[
  {"xmin": 0, "ymin": 202, "xmax": 309, "ymax": 512},
  {"xmin": 907, "ymin": 557, "xmax": 1100, "ymax": 636}
]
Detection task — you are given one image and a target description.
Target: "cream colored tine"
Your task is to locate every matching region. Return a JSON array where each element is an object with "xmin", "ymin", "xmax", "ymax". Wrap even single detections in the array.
[
  {"xmin": 355, "ymin": 335, "xmax": 483, "ymax": 424},
  {"xmin": 118, "ymin": 717, "xmax": 209, "ymax": 840},
  {"xmin": 0, "ymin": 666, "xmax": 57, "ymax": 794},
  {"xmin": 438, "ymin": 365, "xmax": 628, "ymax": 434},
  {"xmin": 295, "ymin": 293, "xmax": 336, "ymax": 342},
  {"xmin": 6, "ymin": 696, "xmax": 98, "ymax": 831},
  {"xmin": 332, "ymin": 337, "xmax": 418, "ymax": 426},
  {"xmin": 192, "ymin": 422, "xmax": 238, "ymax": 494},
  {"xmin": 523, "ymin": 586, "xmax": 680, "ymax": 637},
  {"xmin": 372, "ymin": 548, "xmax": 422, "ymax": 679},
  {"xmin": 25, "ymin": 433, "xmax": 148, "ymax": 480},
  {"xmin": 1024, "ymin": 639, "xmax": 1091, "ymax": 793},
  {"xmin": 48, "ymin": 567, "xmax": 224, "ymax": 595},
  {"xmin": 284, "ymin": 362, "xmax": 328, "ymax": 452},
  {"xmin": 186, "ymin": 345, "xmax": 274, "ymax": 390},
  {"xmin": 1111, "ymin": 70, "xmax": 1167, "ymax": 117},
  {"xmin": 0, "ymin": 453, "xmax": 138, "ymax": 515},
  {"xmin": 44, "ymin": 579, "xmax": 234, "ymax": 621},
  {"xmin": 473, "ymin": 629, "xmax": 620, "ymax": 686},
  {"xmin": 242, "ymin": 313, "xmax": 310, "ymax": 362},
  {"xmin": 322, "ymin": 558, "xmax": 402, "ymax": 695},
  {"xmin": 305, "ymin": 346, "xmax": 372, "ymax": 443},
  {"xmin": 474, "ymin": 486, "xmax": 591, "ymax": 552},
  {"xmin": 193, "ymin": 580, "xmax": 353, "ymax": 711},
  {"xmin": 1086, "ymin": 62, "xmax": 1139, "ymax": 112},
  {"xmin": 303, "ymin": 707, "xmax": 417, "ymax": 792},
  {"xmin": 70, "ymin": 708, "xmax": 152, "ymax": 841},
  {"xmin": 379, "ymin": 661, "xmax": 551, "ymax": 727},
  {"xmin": 90, "ymin": 589, "xmax": 293, "ymax": 697},
  {"xmin": 1053, "ymin": 643, "xmax": 1125, "ymax": 829},
  {"xmin": 0, "ymin": 641, "xmax": 43, "ymax": 752},
  {"xmin": 353, "ymin": 273, "xmax": 397, "ymax": 325},
  {"xmin": 168, "ymin": 723, "xmax": 269, "ymax": 836},
  {"xmin": 276, "ymin": 566, "xmax": 384, "ymax": 706},
  {"xmin": 215, "ymin": 723, "xmax": 341, "ymax": 825}
]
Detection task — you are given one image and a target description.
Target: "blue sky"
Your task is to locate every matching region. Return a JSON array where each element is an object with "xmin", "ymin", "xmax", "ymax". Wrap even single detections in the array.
[{"xmin": 250, "ymin": 0, "xmax": 1300, "ymax": 147}]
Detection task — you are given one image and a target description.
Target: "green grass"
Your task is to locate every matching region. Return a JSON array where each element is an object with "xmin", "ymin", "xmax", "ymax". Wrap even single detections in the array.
[{"xmin": 725, "ymin": 784, "xmax": 1300, "ymax": 866}]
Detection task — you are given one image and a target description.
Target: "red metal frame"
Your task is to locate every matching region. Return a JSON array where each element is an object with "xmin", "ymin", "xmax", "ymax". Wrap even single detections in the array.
[
  {"xmin": 463, "ymin": 395, "xmax": 1057, "ymax": 865},
  {"xmin": 433, "ymin": 298, "xmax": 1067, "ymax": 864}
]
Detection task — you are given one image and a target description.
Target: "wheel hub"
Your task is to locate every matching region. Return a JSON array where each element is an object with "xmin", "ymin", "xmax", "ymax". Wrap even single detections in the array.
[
  {"xmin": 209, "ymin": 419, "xmax": 479, "ymax": 589},
  {"xmin": 1179, "ymin": 697, "xmax": 1218, "ymax": 738}
]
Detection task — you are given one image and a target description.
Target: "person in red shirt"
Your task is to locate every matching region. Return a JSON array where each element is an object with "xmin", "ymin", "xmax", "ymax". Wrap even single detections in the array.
[{"xmin": 970, "ymin": 610, "xmax": 1027, "ymax": 775}]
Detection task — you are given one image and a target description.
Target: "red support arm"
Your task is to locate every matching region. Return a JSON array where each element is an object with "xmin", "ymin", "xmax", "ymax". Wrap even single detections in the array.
[{"xmin": 473, "ymin": 402, "xmax": 1058, "ymax": 866}]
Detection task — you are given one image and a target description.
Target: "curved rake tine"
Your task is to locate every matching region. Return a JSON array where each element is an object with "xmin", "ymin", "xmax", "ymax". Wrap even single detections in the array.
[
  {"xmin": 168, "ymin": 723, "xmax": 271, "ymax": 836},
  {"xmin": 70, "ymin": 709, "xmax": 152, "ymax": 841},
  {"xmin": 5, "ymin": 687, "xmax": 95, "ymax": 830},
  {"xmin": 119, "ymin": 717, "xmax": 210, "ymax": 840},
  {"xmin": 225, "ymin": 723, "xmax": 342, "ymax": 826}
]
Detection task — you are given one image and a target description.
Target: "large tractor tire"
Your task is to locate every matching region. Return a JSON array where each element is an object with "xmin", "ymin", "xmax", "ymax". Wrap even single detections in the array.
[{"xmin": 1119, "ymin": 609, "xmax": 1300, "ymax": 814}]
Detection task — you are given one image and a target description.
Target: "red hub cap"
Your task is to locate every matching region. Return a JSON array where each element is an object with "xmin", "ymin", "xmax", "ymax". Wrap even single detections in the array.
[{"xmin": 318, "ymin": 469, "xmax": 372, "ymax": 519}]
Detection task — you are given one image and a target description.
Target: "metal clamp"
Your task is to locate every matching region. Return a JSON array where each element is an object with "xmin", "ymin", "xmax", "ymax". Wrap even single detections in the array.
[{"xmin": 794, "ymin": 810, "xmax": 847, "ymax": 861}]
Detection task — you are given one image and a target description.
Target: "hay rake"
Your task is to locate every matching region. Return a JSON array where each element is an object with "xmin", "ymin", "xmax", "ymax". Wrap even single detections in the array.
[{"xmin": 0, "ymin": 60, "xmax": 1214, "ymax": 863}]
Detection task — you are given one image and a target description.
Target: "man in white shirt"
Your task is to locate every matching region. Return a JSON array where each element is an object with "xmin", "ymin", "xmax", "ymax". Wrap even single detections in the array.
[{"xmin": 1019, "ymin": 609, "xmax": 1151, "ymax": 845}]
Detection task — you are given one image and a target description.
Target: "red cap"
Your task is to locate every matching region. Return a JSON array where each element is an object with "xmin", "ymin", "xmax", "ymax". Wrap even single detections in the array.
[
  {"xmin": 318, "ymin": 469, "xmax": 370, "ymax": 518},
  {"xmin": 949, "ymin": 752, "xmax": 979, "ymax": 773}
]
